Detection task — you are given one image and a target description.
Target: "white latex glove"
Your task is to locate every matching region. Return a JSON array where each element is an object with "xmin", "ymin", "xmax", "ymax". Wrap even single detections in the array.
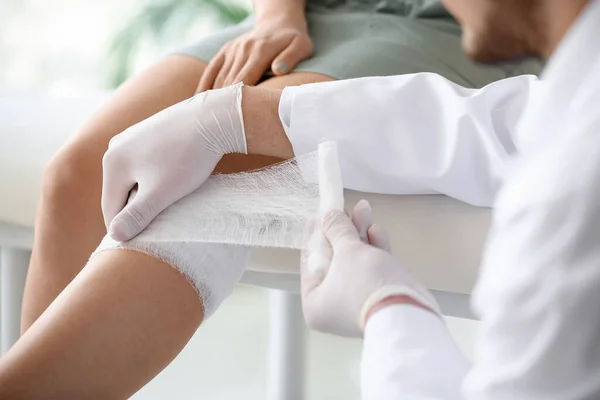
[
  {"xmin": 301, "ymin": 200, "xmax": 442, "ymax": 337},
  {"xmin": 102, "ymin": 83, "xmax": 247, "ymax": 241}
]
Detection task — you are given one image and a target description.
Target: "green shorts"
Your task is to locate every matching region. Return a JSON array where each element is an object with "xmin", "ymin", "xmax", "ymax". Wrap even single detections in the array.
[{"xmin": 174, "ymin": 12, "xmax": 543, "ymax": 88}]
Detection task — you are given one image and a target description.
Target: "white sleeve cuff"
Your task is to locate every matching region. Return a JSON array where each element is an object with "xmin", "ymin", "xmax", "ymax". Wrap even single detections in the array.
[
  {"xmin": 364, "ymin": 304, "xmax": 449, "ymax": 349},
  {"xmin": 362, "ymin": 305, "xmax": 469, "ymax": 400},
  {"xmin": 279, "ymin": 84, "xmax": 323, "ymax": 157},
  {"xmin": 279, "ymin": 84, "xmax": 335, "ymax": 184}
]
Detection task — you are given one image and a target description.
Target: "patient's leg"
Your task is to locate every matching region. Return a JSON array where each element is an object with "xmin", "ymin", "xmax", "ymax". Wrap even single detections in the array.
[
  {"xmin": 3, "ymin": 68, "xmax": 334, "ymax": 398},
  {"xmin": 21, "ymin": 49, "xmax": 334, "ymax": 332},
  {"xmin": 21, "ymin": 55, "xmax": 209, "ymax": 332},
  {"xmin": 0, "ymin": 250, "xmax": 202, "ymax": 399}
]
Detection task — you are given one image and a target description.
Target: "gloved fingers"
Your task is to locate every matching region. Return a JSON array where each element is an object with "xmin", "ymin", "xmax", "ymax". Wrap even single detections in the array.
[
  {"xmin": 367, "ymin": 224, "xmax": 392, "ymax": 253},
  {"xmin": 322, "ymin": 210, "xmax": 361, "ymax": 248},
  {"xmin": 107, "ymin": 184, "xmax": 167, "ymax": 241},
  {"xmin": 300, "ymin": 247, "xmax": 319, "ymax": 292},
  {"xmin": 271, "ymin": 35, "xmax": 313, "ymax": 76},
  {"xmin": 351, "ymin": 199, "xmax": 373, "ymax": 243},
  {"xmin": 302, "ymin": 218, "xmax": 317, "ymax": 247},
  {"xmin": 301, "ymin": 288, "xmax": 330, "ymax": 332},
  {"xmin": 299, "ymin": 239, "xmax": 332, "ymax": 331},
  {"xmin": 300, "ymin": 252, "xmax": 325, "ymax": 302},
  {"xmin": 301, "ymin": 215, "xmax": 338, "ymax": 304},
  {"xmin": 101, "ymin": 152, "xmax": 135, "ymax": 232}
]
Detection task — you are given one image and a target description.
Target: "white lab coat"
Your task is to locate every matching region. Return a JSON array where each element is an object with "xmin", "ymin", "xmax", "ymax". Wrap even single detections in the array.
[{"xmin": 279, "ymin": 0, "xmax": 600, "ymax": 398}]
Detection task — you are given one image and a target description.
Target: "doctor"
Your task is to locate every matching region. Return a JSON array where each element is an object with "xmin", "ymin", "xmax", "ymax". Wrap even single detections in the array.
[
  {"xmin": 300, "ymin": 1, "xmax": 600, "ymax": 400},
  {"xmin": 95, "ymin": 0, "xmax": 600, "ymax": 399}
]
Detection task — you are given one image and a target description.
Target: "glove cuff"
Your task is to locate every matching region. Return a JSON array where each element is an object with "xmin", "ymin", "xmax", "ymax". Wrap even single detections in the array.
[
  {"xmin": 195, "ymin": 82, "xmax": 248, "ymax": 156},
  {"xmin": 359, "ymin": 285, "xmax": 442, "ymax": 330}
]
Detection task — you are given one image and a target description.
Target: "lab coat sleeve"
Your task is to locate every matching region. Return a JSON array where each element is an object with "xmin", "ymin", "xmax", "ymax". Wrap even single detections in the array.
[
  {"xmin": 279, "ymin": 73, "xmax": 541, "ymax": 206},
  {"xmin": 362, "ymin": 305, "xmax": 469, "ymax": 400},
  {"xmin": 464, "ymin": 108, "xmax": 600, "ymax": 399},
  {"xmin": 360, "ymin": 117, "xmax": 600, "ymax": 400}
]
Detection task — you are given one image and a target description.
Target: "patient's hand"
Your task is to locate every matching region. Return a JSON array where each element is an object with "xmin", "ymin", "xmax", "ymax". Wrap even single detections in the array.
[
  {"xmin": 196, "ymin": 12, "xmax": 313, "ymax": 92},
  {"xmin": 101, "ymin": 84, "xmax": 246, "ymax": 242}
]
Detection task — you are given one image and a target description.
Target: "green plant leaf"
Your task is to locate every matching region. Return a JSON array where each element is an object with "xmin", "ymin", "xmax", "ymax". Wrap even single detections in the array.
[{"xmin": 106, "ymin": 0, "xmax": 250, "ymax": 88}]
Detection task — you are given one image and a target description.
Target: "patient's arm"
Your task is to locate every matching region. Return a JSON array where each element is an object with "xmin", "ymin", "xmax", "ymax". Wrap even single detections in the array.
[{"xmin": 242, "ymin": 86, "xmax": 291, "ymax": 159}]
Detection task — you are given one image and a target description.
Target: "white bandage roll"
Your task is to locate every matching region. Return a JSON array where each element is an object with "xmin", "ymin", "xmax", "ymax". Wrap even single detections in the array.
[
  {"xmin": 92, "ymin": 141, "xmax": 344, "ymax": 313},
  {"xmin": 107, "ymin": 141, "xmax": 344, "ymax": 250},
  {"xmin": 308, "ymin": 142, "xmax": 345, "ymax": 277},
  {"xmin": 318, "ymin": 141, "xmax": 345, "ymax": 213}
]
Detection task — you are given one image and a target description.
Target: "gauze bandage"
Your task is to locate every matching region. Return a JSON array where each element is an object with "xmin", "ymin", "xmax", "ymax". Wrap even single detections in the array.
[{"xmin": 92, "ymin": 141, "xmax": 344, "ymax": 318}]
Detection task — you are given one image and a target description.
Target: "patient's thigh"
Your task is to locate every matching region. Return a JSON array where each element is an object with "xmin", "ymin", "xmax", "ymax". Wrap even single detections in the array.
[{"xmin": 214, "ymin": 72, "xmax": 336, "ymax": 174}]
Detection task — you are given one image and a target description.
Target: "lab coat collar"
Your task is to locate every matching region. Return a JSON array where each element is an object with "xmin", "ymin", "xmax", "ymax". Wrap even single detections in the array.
[
  {"xmin": 515, "ymin": 0, "xmax": 600, "ymax": 154},
  {"xmin": 541, "ymin": 0, "xmax": 600, "ymax": 105}
]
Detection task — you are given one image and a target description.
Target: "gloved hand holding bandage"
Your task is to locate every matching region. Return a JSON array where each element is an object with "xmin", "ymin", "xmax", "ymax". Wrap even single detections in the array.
[
  {"xmin": 102, "ymin": 83, "xmax": 247, "ymax": 241},
  {"xmin": 300, "ymin": 201, "xmax": 442, "ymax": 337}
]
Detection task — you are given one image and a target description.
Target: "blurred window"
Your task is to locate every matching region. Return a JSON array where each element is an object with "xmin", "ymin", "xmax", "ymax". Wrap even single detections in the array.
[{"xmin": 0, "ymin": 0, "xmax": 250, "ymax": 96}]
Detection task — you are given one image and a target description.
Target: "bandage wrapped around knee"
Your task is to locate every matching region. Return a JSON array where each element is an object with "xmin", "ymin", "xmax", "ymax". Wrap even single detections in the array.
[
  {"xmin": 92, "ymin": 142, "xmax": 344, "ymax": 319},
  {"xmin": 94, "ymin": 237, "xmax": 250, "ymax": 319}
]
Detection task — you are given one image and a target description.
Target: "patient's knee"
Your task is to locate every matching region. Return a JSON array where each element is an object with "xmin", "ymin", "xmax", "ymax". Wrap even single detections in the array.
[
  {"xmin": 41, "ymin": 143, "xmax": 101, "ymax": 209},
  {"xmin": 92, "ymin": 235, "xmax": 251, "ymax": 319}
]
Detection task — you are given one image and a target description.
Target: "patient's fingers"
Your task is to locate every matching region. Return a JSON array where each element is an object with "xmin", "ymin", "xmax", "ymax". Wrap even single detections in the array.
[
  {"xmin": 213, "ymin": 51, "xmax": 235, "ymax": 89},
  {"xmin": 222, "ymin": 47, "xmax": 249, "ymax": 87},
  {"xmin": 197, "ymin": 52, "xmax": 225, "ymax": 93},
  {"xmin": 232, "ymin": 53, "xmax": 272, "ymax": 86}
]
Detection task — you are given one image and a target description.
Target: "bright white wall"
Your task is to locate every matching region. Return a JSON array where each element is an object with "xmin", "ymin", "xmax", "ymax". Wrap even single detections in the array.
[
  {"xmin": 0, "ymin": 0, "xmax": 249, "ymax": 95},
  {"xmin": 0, "ymin": 0, "xmax": 139, "ymax": 95}
]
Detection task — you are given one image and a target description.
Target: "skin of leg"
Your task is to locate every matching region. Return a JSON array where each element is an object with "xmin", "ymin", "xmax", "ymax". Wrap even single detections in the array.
[
  {"xmin": 0, "ymin": 250, "xmax": 203, "ymax": 400},
  {"xmin": 2, "ymin": 71, "xmax": 336, "ymax": 398},
  {"xmin": 21, "ymin": 54, "xmax": 209, "ymax": 332},
  {"xmin": 215, "ymin": 71, "xmax": 335, "ymax": 173},
  {"xmin": 21, "ymin": 62, "xmax": 334, "ymax": 333}
]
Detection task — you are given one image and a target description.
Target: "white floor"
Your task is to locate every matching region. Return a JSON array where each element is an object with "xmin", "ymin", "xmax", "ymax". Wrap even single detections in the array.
[{"xmin": 132, "ymin": 285, "xmax": 478, "ymax": 400}]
